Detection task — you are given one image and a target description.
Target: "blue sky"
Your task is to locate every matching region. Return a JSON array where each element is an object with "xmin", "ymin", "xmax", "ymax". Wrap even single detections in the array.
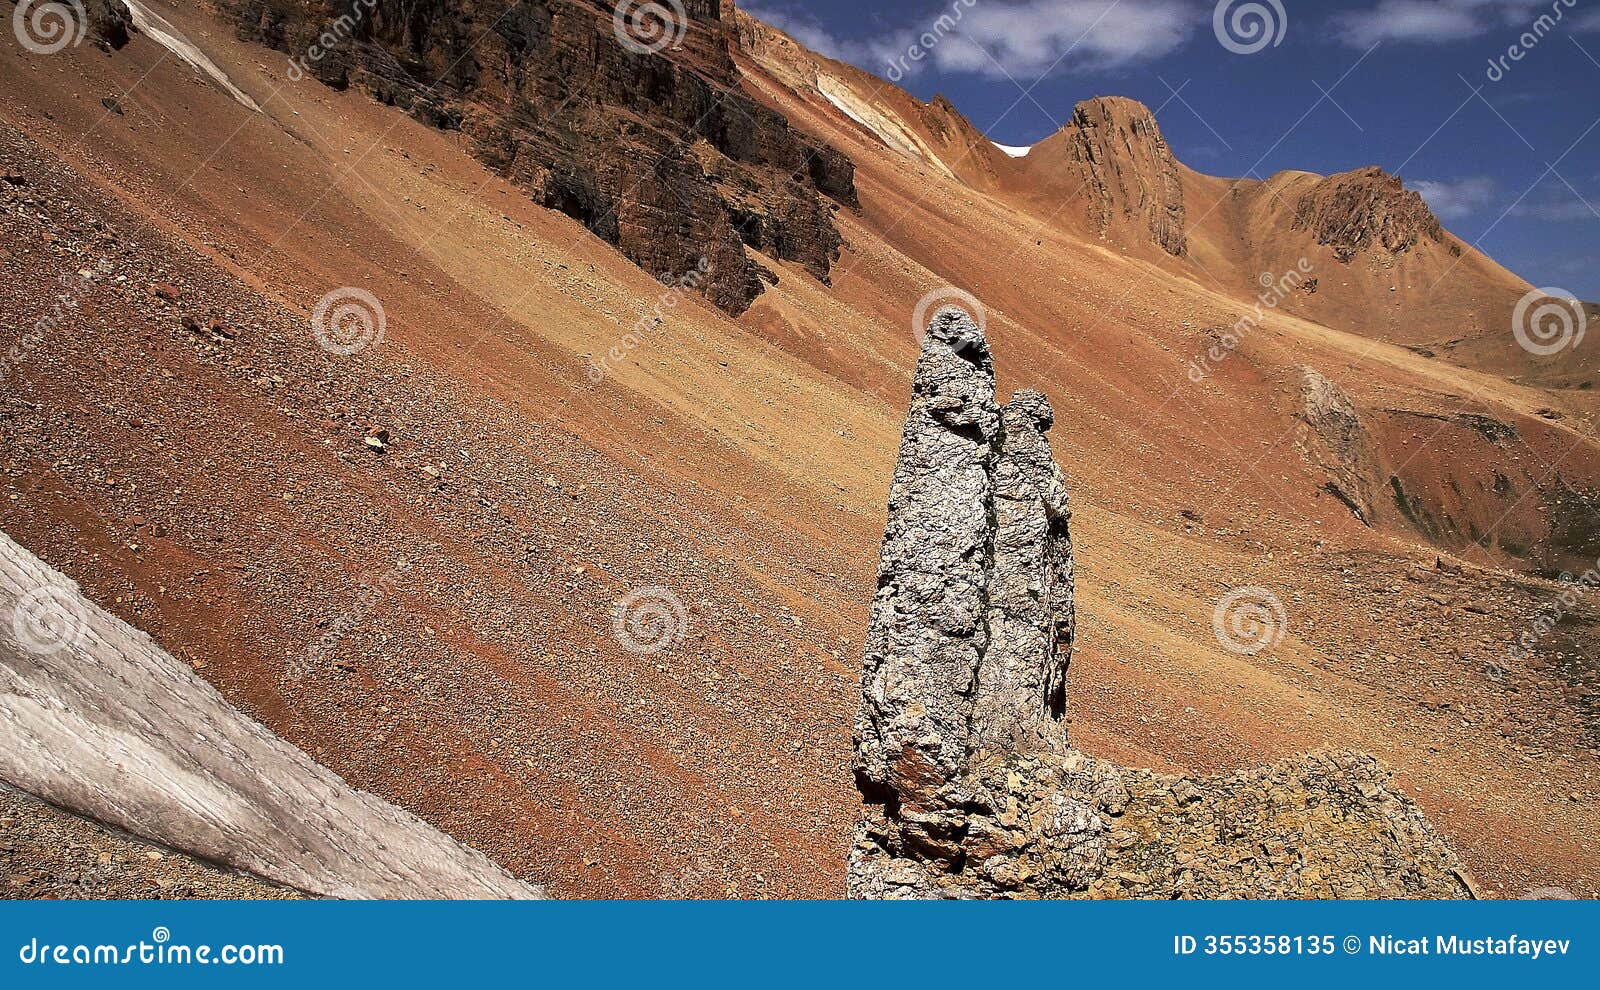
[{"xmin": 744, "ymin": 0, "xmax": 1600, "ymax": 299}]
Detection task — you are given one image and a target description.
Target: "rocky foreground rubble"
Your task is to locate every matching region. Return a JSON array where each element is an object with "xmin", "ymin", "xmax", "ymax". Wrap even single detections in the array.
[
  {"xmin": 1, "ymin": 785, "xmax": 301, "ymax": 900},
  {"xmin": 849, "ymin": 310, "xmax": 1474, "ymax": 899}
]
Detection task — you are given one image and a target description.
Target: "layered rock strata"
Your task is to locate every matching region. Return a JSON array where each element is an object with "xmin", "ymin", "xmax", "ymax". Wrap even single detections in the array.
[{"xmin": 221, "ymin": 0, "xmax": 857, "ymax": 314}]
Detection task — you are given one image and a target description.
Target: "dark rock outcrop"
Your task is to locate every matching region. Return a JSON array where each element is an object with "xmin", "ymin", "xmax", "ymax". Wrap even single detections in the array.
[
  {"xmin": 221, "ymin": 0, "xmax": 856, "ymax": 315},
  {"xmin": 850, "ymin": 309, "xmax": 1473, "ymax": 899},
  {"xmin": 1292, "ymin": 166, "xmax": 1446, "ymax": 263},
  {"xmin": 83, "ymin": 0, "xmax": 133, "ymax": 47}
]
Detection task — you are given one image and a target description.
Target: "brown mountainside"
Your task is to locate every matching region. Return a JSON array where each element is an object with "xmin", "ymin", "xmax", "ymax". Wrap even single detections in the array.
[
  {"xmin": 1, "ymin": 0, "xmax": 1597, "ymax": 899},
  {"xmin": 221, "ymin": 0, "xmax": 857, "ymax": 315}
]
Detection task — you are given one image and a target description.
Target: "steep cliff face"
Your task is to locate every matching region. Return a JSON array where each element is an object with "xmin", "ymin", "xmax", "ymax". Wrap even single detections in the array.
[
  {"xmin": 724, "ymin": 0, "xmax": 815, "ymax": 90},
  {"xmin": 222, "ymin": 0, "xmax": 856, "ymax": 315},
  {"xmin": 1024, "ymin": 96, "xmax": 1188, "ymax": 257},
  {"xmin": 728, "ymin": 4, "xmax": 1026, "ymax": 192},
  {"xmin": 851, "ymin": 312, "xmax": 1472, "ymax": 900}
]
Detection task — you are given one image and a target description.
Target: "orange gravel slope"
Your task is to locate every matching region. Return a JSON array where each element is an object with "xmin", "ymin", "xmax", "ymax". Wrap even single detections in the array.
[{"xmin": 0, "ymin": 2, "xmax": 1596, "ymax": 898}]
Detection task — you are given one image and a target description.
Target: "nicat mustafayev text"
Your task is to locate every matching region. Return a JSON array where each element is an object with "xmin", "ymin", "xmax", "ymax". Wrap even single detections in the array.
[{"xmin": 1369, "ymin": 935, "xmax": 1571, "ymax": 958}]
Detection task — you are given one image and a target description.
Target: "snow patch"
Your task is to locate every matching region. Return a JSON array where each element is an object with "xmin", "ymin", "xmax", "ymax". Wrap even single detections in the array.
[
  {"xmin": 120, "ymin": 1, "xmax": 260, "ymax": 112},
  {"xmin": 992, "ymin": 142, "xmax": 1032, "ymax": 158}
]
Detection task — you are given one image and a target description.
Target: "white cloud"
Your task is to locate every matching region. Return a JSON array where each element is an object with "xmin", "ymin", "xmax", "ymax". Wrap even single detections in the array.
[
  {"xmin": 937, "ymin": 0, "xmax": 1195, "ymax": 78},
  {"xmin": 746, "ymin": 0, "xmax": 1199, "ymax": 82},
  {"xmin": 741, "ymin": 4, "xmax": 907, "ymax": 71},
  {"xmin": 1332, "ymin": 0, "xmax": 1591, "ymax": 47},
  {"xmin": 1333, "ymin": 0, "xmax": 1484, "ymax": 46},
  {"xmin": 1412, "ymin": 176, "xmax": 1496, "ymax": 219},
  {"xmin": 1510, "ymin": 191, "xmax": 1600, "ymax": 221}
]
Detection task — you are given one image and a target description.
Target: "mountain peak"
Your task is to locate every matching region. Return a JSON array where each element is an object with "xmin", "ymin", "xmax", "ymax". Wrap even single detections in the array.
[
  {"xmin": 1072, "ymin": 94, "xmax": 1160, "ymax": 121},
  {"xmin": 1025, "ymin": 94, "xmax": 1187, "ymax": 256},
  {"xmin": 1291, "ymin": 165, "xmax": 1448, "ymax": 262}
]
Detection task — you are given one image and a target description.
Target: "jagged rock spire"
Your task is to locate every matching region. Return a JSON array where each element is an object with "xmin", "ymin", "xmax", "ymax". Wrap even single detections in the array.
[
  {"xmin": 855, "ymin": 308, "xmax": 1074, "ymax": 816},
  {"xmin": 850, "ymin": 308, "xmax": 1471, "ymax": 901},
  {"xmin": 977, "ymin": 389, "xmax": 1074, "ymax": 754}
]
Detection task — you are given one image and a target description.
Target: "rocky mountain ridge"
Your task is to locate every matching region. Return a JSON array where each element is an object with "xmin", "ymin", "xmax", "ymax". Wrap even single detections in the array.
[
  {"xmin": 1290, "ymin": 165, "xmax": 1451, "ymax": 263},
  {"xmin": 219, "ymin": 0, "xmax": 856, "ymax": 315}
]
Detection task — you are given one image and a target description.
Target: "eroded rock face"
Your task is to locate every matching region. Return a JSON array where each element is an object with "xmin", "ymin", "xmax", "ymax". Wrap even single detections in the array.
[
  {"xmin": 850, "ymin": 746, "xmax": 1475, "ymax": 899},
  {"xmin": 853, "ymin": 308, "xmax": 1085, "ymax": 893},
  {"xmin": 856, "ymin": 311, "xmax": 1073, "ymax": 814},
  {"xmin": 850, "ymin": 311, "xmax": 1473, "ymax": 900},
  {"xmin": 1292, "ymin": 166, "xmax": 1447, "ymax": 263},
  {"xmin": 221, "ymin": 0, "xmax": 856, "ymax": 315},
  {"xmin": 1296, "ymin": 366, "xmax": 1379, "ymax": 524},
  {"xmin": 1041, "ymin": 96, "xmax": 1187, "ymax": 257}
]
